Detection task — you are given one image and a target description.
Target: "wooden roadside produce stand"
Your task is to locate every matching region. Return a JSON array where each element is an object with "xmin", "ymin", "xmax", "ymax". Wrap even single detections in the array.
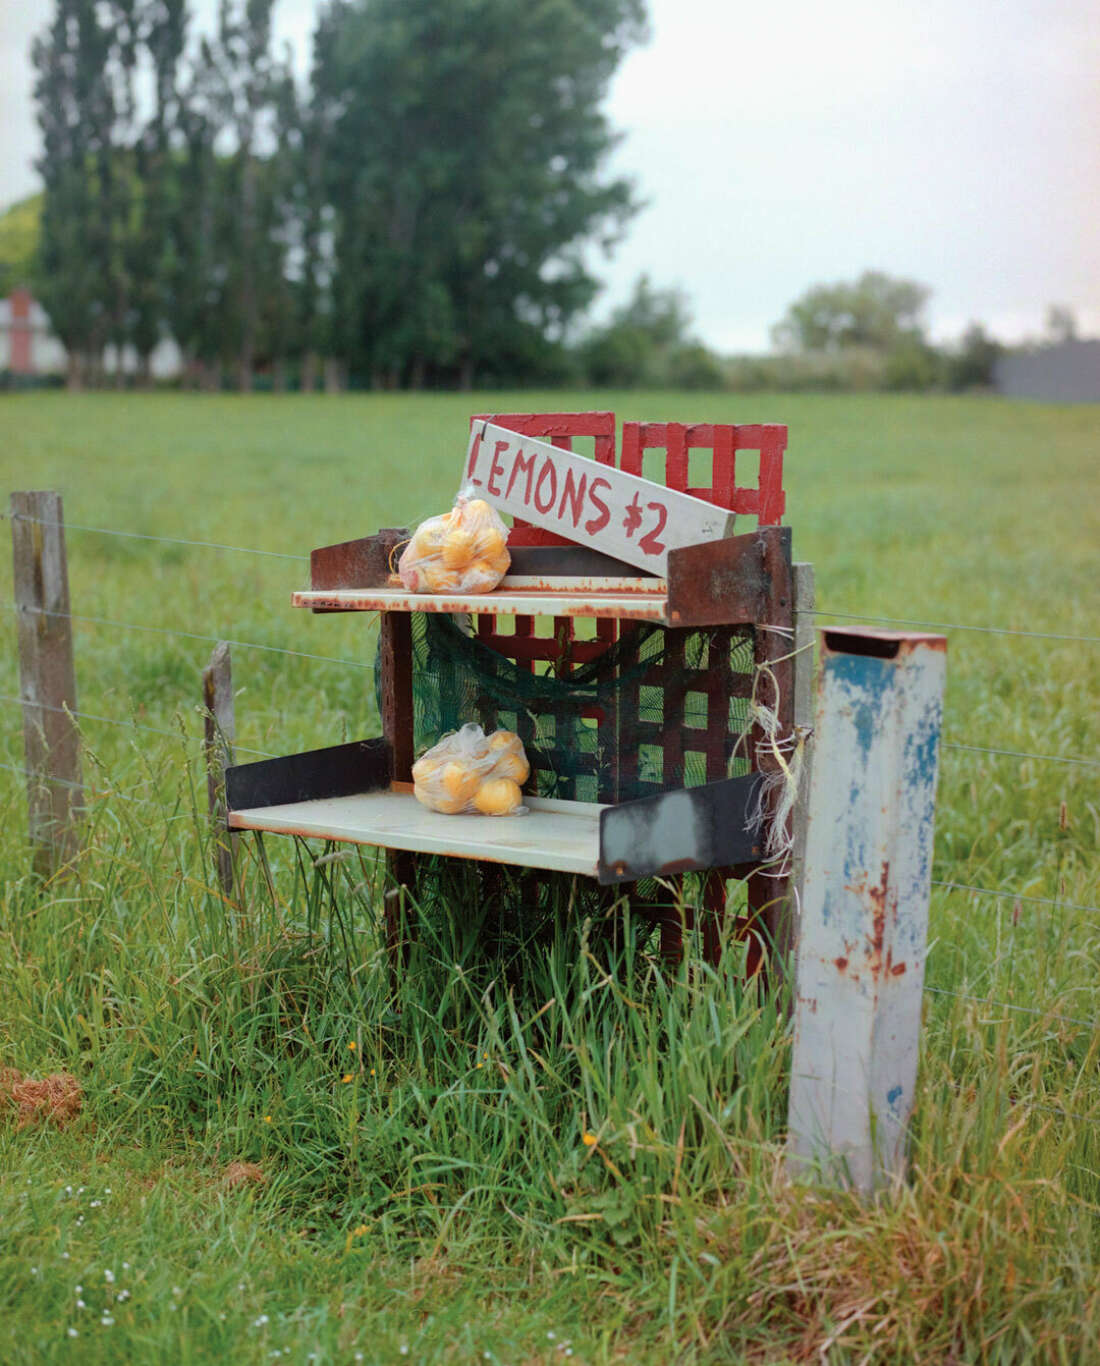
[{"xmin": 224, "ymin": 411, "xmax": 795, "ymax": 969}]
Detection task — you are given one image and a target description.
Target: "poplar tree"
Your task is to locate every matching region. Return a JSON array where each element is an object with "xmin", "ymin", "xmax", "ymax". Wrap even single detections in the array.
[{"xmin": 312, "ymin": 0, "xmax": 646, "ymax": 388}]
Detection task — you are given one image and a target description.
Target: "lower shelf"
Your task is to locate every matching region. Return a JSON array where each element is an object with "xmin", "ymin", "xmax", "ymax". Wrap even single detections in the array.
[{"xmin": 228, "ymin": 786, "xmax": 606, "ymax": 878}]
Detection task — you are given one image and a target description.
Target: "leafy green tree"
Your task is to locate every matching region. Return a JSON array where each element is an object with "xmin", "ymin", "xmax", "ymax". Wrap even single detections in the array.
[
  {"xmin": 946, "ymin": 322, "xmax": 1002, "ymax": 392},
  {"xmin": 581, "ymin": 274, "xmax": 723, "ymax": 388},
  {"xmin": 771, "ymin": 271, "xmax": 931, "ymax": 354},
  {"xmin": 32, "ymin": 0, "xmax": 117, "ymax": 386},
  {"xmin": 312, "ymin": 0, "xmax": 646, "ymax": 388},
  {"xmin": 0, "ymin": 195, "xmax": 42, "ymax": 298},
  {"xmin": 1045, "ymin": 304, "xmax": 1077, "ymax": 344},
  {"xmin": 128, "ymin": 0, "xmax": 189, "ymax": 383}
]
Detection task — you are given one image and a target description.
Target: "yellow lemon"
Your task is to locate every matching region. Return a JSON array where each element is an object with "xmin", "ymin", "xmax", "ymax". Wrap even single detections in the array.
[
  {"xmin": 441, "ymin": 761, "xmax": 479, "ymax": 804},
  {"xmin": 473, "ymin": 777, "xmax": 522, "ymax": 816},
  {"xmin": 441, "ymin": 528, "xmax": 475, "ymax": 570},
  {"xmin": 412, "ymin": 754, "xmax": 442, "ymax": 783},
  {"xmin": 488, "ymin": 730, "xmax": 519, "ymax": 750},
  {"xmin": 415, "ymin": 785, "xmax": 466, "ymax": 814},
  {"xmin": 476, "ymin": 527, "xmax": 507, "ymax": 560},
  {"xmin": 491, "ymin": 752, "xmax": 529, "ymax": 784},
  {"xmin": 463, "ymin": 558, "xmax": 505, "ymax": 593},
  {"xmin": 421, "ymin": 564, "xmax": 461, "ymax": 593}
]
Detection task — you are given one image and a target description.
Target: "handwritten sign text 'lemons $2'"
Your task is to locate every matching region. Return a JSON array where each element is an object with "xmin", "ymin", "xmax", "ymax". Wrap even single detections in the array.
[{"xmin": 464, "ymin": 422, "xmax": 734, "ymax": 575}]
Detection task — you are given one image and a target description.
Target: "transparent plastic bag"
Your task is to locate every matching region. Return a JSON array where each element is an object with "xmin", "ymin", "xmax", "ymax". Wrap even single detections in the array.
[
  {"xmin": 411, "ymin": 722, "xmax": 530, "ymax": 816},
  {"xmin": 398, "ymin": 489, "xmax": 511, "ymax": 594}
]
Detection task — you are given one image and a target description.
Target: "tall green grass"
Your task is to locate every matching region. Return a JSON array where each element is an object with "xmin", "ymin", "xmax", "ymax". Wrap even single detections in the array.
[{"xmin": 0, "ymin": 392, "xmax": 1097, "ymax": 1363}]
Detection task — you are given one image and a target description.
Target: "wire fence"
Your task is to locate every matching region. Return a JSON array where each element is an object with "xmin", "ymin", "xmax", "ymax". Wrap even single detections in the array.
[
  {"xmin": 4, "ymin": 509, "xmax": 1099, "ymax": 645},
  {"xmin": 2, "ymin": 505, "xmax": 1097, "ymax": 1034}
]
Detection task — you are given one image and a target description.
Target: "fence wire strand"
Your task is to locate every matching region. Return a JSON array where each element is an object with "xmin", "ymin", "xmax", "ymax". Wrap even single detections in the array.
[
  {"xmin": 0, "ymin": 694, "xmax": 275, "ymax": 759},
  {"xmin": 814, "ymin": 608, "xmax": 1100, "ymax": 645},
  {"xmin": 4, "ymin": 512, "xmax": 309, "ymax": 564},
  {"xmin": 924, "ymin": 984, "xmax": 1094, "ymax": 1030},
  {"xmin": 3, "ymin": 510, "xmax": 1098, "ymax": 645},
  {"xmin": 941, "ymin": 740, "xmax": 1100, "ymax": 768},
  {"xmin": 932, "ymin": 879, "xmax": 1099, "ymax": 916},
  {"xmin": 3, "ymin": 602, "xmax": 372, "ymax": 670}
]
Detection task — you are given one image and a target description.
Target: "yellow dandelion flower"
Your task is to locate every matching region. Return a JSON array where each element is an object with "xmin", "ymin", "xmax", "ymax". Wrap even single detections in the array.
[
  {"xmin": 582, "ymin": 1131, "xmax": 597, "ymax": 1147},
  {"xmin": 348, "ymin": 1041, "xmax": 357, "ymax": 1051},
  {"xmin": 370, "ymin": 1068, "xmax": 376, "ymax": 1076},
  {"xmin": 263, "ymin": 1115, "xmax": 272, "ymax": 1124},
  {"xmin": 342, "ymin": 1074, "xmax": 354, "ymax": 1084}
]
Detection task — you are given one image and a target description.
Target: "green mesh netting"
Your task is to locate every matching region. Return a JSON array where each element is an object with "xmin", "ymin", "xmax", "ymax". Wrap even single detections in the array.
[
  {"xmin": 374, "ymin": 613, "xmax": 758, "ymax": 936},
  {"xmin": 377, "ymin": 612, "xmax": 756, "ymax": 804}
]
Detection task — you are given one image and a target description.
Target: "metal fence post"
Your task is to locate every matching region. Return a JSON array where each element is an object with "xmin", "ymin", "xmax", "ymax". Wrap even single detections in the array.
[
  {"xmin": 11, "ymin": 491, "xmax": 83, "ymax": 875},
  {"xmin": 787, "ymin": 627, "xmax": 947, "ymax": 1194}
]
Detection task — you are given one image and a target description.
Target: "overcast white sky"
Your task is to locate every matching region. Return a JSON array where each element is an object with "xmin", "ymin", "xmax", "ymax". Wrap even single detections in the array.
[{"xmin": 2, "ymin": 0, "xmax": 1097, "ymax": 351}]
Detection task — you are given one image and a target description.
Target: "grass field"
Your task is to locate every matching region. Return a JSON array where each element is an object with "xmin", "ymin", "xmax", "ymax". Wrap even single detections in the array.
[{"xmin": 0, "ymin": 391, "xmax": 1097, "ymax": 1364}]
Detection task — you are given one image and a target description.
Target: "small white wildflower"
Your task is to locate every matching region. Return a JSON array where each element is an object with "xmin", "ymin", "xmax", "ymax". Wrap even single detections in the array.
[
  {"xmin": 253, "ymin": 1314, "xmax": 269, "ymax": 1328},
  {"xmin": 67, "ymin": 1328, "xmax": 78, "ymax": 1338},
  {"xmin": 547, "ymin": 1332, "xmax": 556, "ymax": 1340},
  {"xmin": 172, "ymin": 1286, "xmax": 181, "ymax": 1296},
  {"xmin": 76, "ymin": 1217, "xmax": 84, "ymax": 1226},
  {"xmin": 116, "ymin": 1290, "xmax": 130, "ymax": 1303},
  {"xmin": 399, "ymin": 1348, "xmax": 409, "ymax": 1357},
  {"xmin": 31, "ymin": 1267, "xmax": 39, "ymax": 1276},
  {"xmin": 75, "ymin": 1286, "xmax": 82, "ymax": 1294},
  {"xmin": 62, "ymin": 1252, "xmax": 70, "ymax": 1260},
  {"xmin": 90, "ymin": 1201, "xmax": 102, "ymax": 1209},
  {"xmin": 65, "ymin": 1185, "xmax": 73, "ymax": 1195},
  {"xmin": 100, "ymin": 1315, "xmax": 114, "ymax": 1327},
  {"xmin": 104, "ymin": 1188, "xmax": 111, "ymax": 1195},
  {"xmin": 122, "ymin": 1262, "xmax": 130, "ymax": 1270},
  {"xmin": 77, "ymin": 1187, "xmax": 85, "ymax": 1195},
  {"xmin": 219, "ymin": 1313, "xmax": 227, "ymax": 1321},
  {"xmin": 104, "ymin": 1270, "xmax": 115, "ymax": 1284},
  {"xmin": 355, "ymin": 1354, "xmax": 365, "ymax": 1362},
  {"xmin": 76, "ymin": 1301, "xmax": 86, "ymax": 1310}
]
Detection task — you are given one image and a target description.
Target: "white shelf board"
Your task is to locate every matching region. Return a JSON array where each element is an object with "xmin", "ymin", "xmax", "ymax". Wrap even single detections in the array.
[
  {"xmin": 292, "ymin": 585, "xmax": 670, "ymax": 622},
  {"xmin": 228, "ymin": 786, "xmax": 606, "ymax": 878}
]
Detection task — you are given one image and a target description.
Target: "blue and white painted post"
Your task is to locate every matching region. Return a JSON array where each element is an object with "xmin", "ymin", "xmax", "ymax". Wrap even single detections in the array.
[{"xmin": 787, "ymin": 628, "xmax": 947, "ymax": 1195}]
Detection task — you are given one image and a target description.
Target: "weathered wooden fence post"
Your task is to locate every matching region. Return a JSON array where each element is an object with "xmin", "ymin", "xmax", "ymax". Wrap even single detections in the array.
[
  {"xmin": 787, "ymin": 627, "xmax": 946, "ymax": 1194},
  {"xmin": 11, "ymin": 491, "xmax": 83, "ymax": 875},
  {"xmin": 203, "ymin": 640, "xmax": 237, "ymax": 897}
]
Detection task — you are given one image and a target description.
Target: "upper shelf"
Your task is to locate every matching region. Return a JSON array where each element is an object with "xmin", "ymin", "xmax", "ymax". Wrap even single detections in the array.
[
  {"xmin": 293, "ymin": 577, "xmax": 672, "ymax": 623},
  {"xmin": 300, "ymin": 526, "xmax": 792, "ymax": 629}
]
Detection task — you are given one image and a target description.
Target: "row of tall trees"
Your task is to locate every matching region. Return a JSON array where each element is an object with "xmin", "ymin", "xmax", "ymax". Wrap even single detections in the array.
[{"xmin": 31, "ymin": 0, "xmax": 647, "ymax": 389}]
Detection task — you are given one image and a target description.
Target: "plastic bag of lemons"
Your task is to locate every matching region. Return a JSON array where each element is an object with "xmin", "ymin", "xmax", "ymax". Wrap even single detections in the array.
[
  {"xmin": 397, "ymin": 490, "xmax": 511, "ymax": 594},
  {"xmin": 411, "ymin": 723, "xmax": 530, "ymax": 816}
]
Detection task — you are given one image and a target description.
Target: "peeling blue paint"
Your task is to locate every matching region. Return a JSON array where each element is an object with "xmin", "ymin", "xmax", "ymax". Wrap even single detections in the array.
[
  {"xmin": 830, "ymin": 655, "xmax": 892, "ymax": 761},
  {"xmin": 887, "ymin": 1085, "xmax": 903, "ymax": 1109}
]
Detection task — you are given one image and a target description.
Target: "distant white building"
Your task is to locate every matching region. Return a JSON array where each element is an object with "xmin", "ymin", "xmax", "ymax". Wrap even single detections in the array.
[{"xmin": 0, "ymin": 288, "xmax": 181, "ymax": 379}]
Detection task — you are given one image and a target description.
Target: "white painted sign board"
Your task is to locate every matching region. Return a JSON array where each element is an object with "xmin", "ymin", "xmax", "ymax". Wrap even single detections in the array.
[{"xmin": 463, "ymin": 421, "xmax": 734, "ymax": 575}]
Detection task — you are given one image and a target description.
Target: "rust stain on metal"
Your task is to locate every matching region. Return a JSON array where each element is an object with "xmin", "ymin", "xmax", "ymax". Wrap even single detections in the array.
[
  {"xmin": 665, "ymin": 528, "xmax": 772, "ymax": 627},
  {"xmin": 889, "ymin": 960, "xmax": 907, "ymax": 976},
  {"xmin": 834, "ymin": 956, "xmax": 848, "ymax": 972},
  {"xmin": 841, "ymin": 860, "xmax": 893, "ymax": 980},
  {"xmin": 293, "ymin": 588, "xmax": 669, "ymax": 621}
]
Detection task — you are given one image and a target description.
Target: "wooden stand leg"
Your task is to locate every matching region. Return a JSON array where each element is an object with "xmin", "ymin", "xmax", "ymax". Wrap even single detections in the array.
[{"xmin": 700, "ymin": 871, "xmax": 726, "ymax": 967}]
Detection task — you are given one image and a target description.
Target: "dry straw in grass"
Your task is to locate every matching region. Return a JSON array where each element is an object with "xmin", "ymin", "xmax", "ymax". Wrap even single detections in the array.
[
  {"xmin": 0, "ymin": 1066, "xmax": 83, "ymax": 1129},
  {"xmin": 222, "ymin": 1161, "xmax": 266, "ymax": 1189}
]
